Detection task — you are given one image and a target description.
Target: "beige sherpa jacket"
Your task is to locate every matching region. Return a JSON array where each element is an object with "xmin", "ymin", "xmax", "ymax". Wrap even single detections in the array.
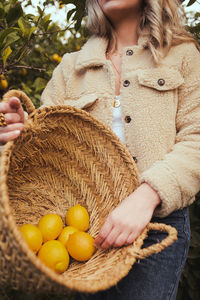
[{"xmin": 40, "ymin": 35, "xmax": 200, "ymax": 217}]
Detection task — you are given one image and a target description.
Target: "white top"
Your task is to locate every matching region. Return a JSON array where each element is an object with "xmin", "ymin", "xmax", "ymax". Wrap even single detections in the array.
[{"xmin": 111, "ymin": 95, "xmax": 125, "ymax": 143}]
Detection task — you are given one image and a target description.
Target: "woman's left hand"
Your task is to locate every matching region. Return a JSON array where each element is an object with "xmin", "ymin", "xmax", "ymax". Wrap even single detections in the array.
[{"xmin": 94, "ymin": 183, "xmax": 161, "ymax": 249}]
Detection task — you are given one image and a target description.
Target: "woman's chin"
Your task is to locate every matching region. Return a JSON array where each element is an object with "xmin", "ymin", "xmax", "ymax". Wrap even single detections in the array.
[
  {"xmin": 101, "ymin": 1, "xmax": 141, "ymax": 18},
  {"xmin": 103, "ymin": 2, "xmax": 132, "ymax": 11}
]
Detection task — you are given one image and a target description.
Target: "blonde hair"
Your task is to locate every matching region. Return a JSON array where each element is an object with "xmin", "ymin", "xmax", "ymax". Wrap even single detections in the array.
[{"xmin": 85, "ymin": 0, "xmax": 199, "ymax": 64}]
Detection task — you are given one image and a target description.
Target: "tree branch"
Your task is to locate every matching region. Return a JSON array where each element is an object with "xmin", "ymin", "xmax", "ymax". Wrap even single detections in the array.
[
  {"xmin": 34, "ymin": 23, "xmax": 74, "ymax": 36},
  {"xmin": 7, "ymin": 65, "xmax": 46, "ymax": 72}
]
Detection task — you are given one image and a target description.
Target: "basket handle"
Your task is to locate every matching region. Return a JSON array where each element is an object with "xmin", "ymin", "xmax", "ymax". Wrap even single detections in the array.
[
  {"xmin": 132, "ymin": 222, "xmax": 177, "ymax": 259},
  {"xmin": 2, "ymin": 89, "xmax": 35, "ymax": 115}
]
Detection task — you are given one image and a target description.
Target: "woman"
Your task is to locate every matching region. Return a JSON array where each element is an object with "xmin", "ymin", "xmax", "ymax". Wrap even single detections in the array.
[{"xmin": 0, "ymin": 0, "xmax": 199, "ymax": 299}]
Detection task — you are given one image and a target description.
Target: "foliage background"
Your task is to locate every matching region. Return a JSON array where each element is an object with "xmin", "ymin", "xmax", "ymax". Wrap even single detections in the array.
[
  {"xmin": 0, "ymin": 0, "xmax": 87, "ymax": 106},
  {"xmin": 0, "ymin": 0, "xmax": 200, "ymax": 299}
]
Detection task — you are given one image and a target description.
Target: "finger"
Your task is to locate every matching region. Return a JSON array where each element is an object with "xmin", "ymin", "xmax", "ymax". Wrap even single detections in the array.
[
  {"xmin": 9, "ymin": 98, "xmax": 24, "ymax": 123},
  {"xmin": 125, "ymin": 232, "xmax": 137, "ymax": 245},
  {"xmin": 0, "ymin": 123, "xmax": 24, "ymax": 133},
  {"xmin": 94, "ymin": 219, "xmax": 113, "ymax": 247},
  {"xmin": 0, "ymin": 101, "xmax": 21, "ymax": 114},
  {"xmin": 0, "ymin": 98, "xmax": 25, "ymax": 123},
  {"xmin": 16, "ymin": 104, "xmax": 25, "ymax": 123},
  {"xmin": 8, "ymin": 97, "xmax": 21, "ymax": 110},
  {"xmin": 100, "ymin": 227, "xmax": 121, "ymax": 249},
  {"xmin": 4, "ymin": 113, "xmax": 21, "ymax": 124},
  {"xmin": 9, "ymin": 98, "xmax": 25, "ymax": 123},
  {"xmin": 113, "ymin": 231, "xmax": 130, "ymax": 248},
  {"xmin": 0, "ymin": 130, "xmax": 21, "ymax": 143}
]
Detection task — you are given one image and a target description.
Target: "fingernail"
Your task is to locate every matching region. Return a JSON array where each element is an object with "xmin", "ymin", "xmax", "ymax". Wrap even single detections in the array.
[
  {"xmin": 15, "ymin": 130, "xmax": 20, "ymax": 135},
  {"xmin": 10, "ymin": 97, "xmax": 19, "ymax": 101}
]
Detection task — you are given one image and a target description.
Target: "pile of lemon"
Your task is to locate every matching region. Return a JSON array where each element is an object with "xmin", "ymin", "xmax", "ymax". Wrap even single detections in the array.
[{"xmin": 19, "ymin": 204, "xmax": 95, "ymax": 274}]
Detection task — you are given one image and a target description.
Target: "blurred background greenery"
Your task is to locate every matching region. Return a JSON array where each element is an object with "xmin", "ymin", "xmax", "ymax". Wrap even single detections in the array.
[{"xmin": 0, "ymin": 0, "xmax": 200, "ymax": 299}]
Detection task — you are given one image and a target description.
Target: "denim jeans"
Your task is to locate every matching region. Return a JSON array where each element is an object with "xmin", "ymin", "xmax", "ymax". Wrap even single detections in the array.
[{"xmin": 75, "ymin": 207, "xmax": 190, "ymax": 300}]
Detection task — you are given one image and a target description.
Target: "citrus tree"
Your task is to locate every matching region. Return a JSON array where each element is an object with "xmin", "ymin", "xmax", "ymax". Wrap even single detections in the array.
[{"xmin": 0, "ymin": 0, "xmax": 87, "ymax": 107}]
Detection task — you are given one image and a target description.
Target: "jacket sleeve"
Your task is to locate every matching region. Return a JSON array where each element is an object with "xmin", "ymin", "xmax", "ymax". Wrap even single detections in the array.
[
  {"xmin": 40, "ymin": 53, "xmax": 70, "ymax": 107},
  {"xmin": 139, "ymin": 43, "xmax": 200, "ymax": 217}
]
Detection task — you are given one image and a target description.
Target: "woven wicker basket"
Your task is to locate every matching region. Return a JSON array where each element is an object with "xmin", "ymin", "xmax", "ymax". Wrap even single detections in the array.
[{"xmin": 0, "ymin": 90, "xmax": 177, "ymax": 295}]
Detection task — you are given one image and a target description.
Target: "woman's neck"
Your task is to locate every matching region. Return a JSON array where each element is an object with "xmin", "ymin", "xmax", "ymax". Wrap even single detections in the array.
[{"xmin": 110, "ymin": 11, "xmax": 141, "ymax": 53}]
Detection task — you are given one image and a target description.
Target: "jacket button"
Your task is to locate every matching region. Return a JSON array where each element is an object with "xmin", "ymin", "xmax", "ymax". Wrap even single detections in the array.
[
  {"xmin": 132, "ymin": 156, "xmax": 138, "ymax": 163},
  {"xmin": 158, "ymin": 78, "xmax": 165, "ymax": 86},
  {"xmin": 126, "ymin": 49, "xmax": 133, "ymax": 56},
  {"xmin": 123, "ymin": 80, "xmax": 130, "ymax": 87},
  {"xmin": 125, "ymin": 115, "xmax": 131, "ymax": 123}
]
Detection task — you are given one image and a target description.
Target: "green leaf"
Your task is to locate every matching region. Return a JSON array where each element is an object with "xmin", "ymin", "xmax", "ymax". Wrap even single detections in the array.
[
  {"xmin": 21, "ymin": 82, "xmax": 32, "ymax": 94},
  {"xmin": 2, "ymin": 31, "xmax": 20, "ymax": 50},
  {"xmin": 2, "ymin": 46, "xmax": 12, "ymax": 66},
  {"xmin": 0, "ymin": 28, "xmax": 17, "ymax": 46},
  {"xmin": 187, "ymin": 0, "xmax": 197, "ymax": 6},
  {"xmin": 17, "ymin": 17, "xmax": 33, "ymax": 39},
  {"xmin": 46, "ymin": 70, "xmax": 53, "ymax": 77},
  {"xmin": 26, "ymin": 13, "xmax": 36, "ymax": 20},
  {"xmin": 0, "ymin": 7, "xmax": 5, "ymax": 19},
  {"xmin": 6, "ymin": 3, "xmax": 23, "ymax": 26},
  {"xmin": 42, "ymin": 14, "xmax": 52, "ymax": 31},
  {"xmin": 44, "ymin": 20, "xmax": 51, "ymax": 31},
  {"xmin": 67, "ymin": 8, "xmax": 76, "ymax": 21},
  {"xmin": 37, "ymin": 6, "xmax": 43, "ymax": 15},
  {"xmin": 4, "ymin": 4, "xmax": 11, "ymax": 15},
  {"xmin": 33, "ymin": 77, "xmax": 47, "ymax": 93},
  {"xmin": 43, "ymin": 13, "xmax": 51, "ymax": 23},
  {"xmin": 60, "ymin": 0, "xmax": 76, "ymax": 4},
  {"xmin": 18, "ymin": 17, "xmax": 26, "ymax": 36},
  {"xmin": 17, "ymin": 46, "xmax": 27, "ymax": 62},
  {"xmin": 28, "ymin": 26, "xmax": 37, "ymax": 40}
]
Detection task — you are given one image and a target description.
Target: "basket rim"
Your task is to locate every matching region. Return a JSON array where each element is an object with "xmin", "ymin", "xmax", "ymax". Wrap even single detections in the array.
[
  {"xmin": 0, "ymin": 105, "xmax": 142, "ymax": 293},
  {"xmin": 29, "ymin": 104, "xmax": 139, "ymax": 172}
]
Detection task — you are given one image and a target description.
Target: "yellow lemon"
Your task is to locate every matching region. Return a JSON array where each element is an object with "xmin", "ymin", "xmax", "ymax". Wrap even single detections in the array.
[
  {"xmin": 58, "ymin": 226, "xmax": 79, "ymax": 248},
  {"xmin": 57, "ymin": 56, "xmax": 62, "ymax": 63},
  {"xmin": 52, "ymin": 53, "xmax": 62, "ymax": 63},
  {"xmin": 38, "ymin": 213, "xmax": 63, "ymax": 242},
  {"xmin": 67, "ymin": 231, "xmax": 95, "ymax": 262},
  {"xmin": 38, "ymin": 240, "xmax": 69, "ymax": 273},
  {"xmin": 19, "ymin": 224, "xmax": 43, "ymax": 254},
  {"xmin": 19, "ymin": 68, "xmax": 27, "ymax": 76},
  {"xmin": 52, "ymin": 53, "xmax": 59, "ymax": 61},
  {"xmin": 0, "ymin": 79, "xmax": 8, "ymax": 90},
  {"xmin": 66, "ymin": 204, "xmax": 89, "ymax": 231}
]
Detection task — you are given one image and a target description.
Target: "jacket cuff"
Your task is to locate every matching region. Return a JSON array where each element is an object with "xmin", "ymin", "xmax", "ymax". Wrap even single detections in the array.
[{"xmin": 139, "ymin": 162, "xmax": 182, "ymax": 217}]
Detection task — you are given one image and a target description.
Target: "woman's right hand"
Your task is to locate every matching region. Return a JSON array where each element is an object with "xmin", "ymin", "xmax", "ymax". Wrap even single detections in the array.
[{"xmin": 0, "ymin": 97, "xmax": 25, "ymax": 145}]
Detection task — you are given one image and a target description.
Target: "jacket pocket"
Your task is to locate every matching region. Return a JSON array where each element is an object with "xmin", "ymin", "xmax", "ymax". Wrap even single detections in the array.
[
  {"xmin": 137, "ymin": 67, "xmax": 184, "ymax": 91},
  {"xmin": 64, "ymin": 93, "xmax": 98, "ymax": 109}
]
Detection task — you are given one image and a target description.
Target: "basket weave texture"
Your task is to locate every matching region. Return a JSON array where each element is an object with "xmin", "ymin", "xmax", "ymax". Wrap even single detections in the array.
[{"xmin": 0, "ymin": 90, "xmax": 177, "ymax": 294}]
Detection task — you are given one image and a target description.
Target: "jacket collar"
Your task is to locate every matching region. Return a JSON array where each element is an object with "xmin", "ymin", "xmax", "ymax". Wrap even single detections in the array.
[{"xmin": 75, "ymin": 34, "xmax": 148, "ymax": 72}]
